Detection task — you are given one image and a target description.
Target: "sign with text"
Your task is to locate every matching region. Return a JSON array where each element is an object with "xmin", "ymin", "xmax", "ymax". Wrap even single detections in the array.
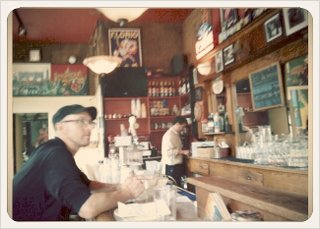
[
  {"xmin": 249, "ymin": 62, "xmax": 284, "ymax": 111},
  {"xmin": 195, "ymin": 22, "xmax": 214, "ymax": 60},
  {"xmin": 108, "ymin": 28, "xmax": 142, "ymax": 67}
]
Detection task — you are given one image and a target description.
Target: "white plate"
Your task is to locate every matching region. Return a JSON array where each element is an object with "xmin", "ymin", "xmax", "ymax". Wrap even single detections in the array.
[{"xmin": 212, "ymin": 78, "xmax": 224, "ymax": 94}]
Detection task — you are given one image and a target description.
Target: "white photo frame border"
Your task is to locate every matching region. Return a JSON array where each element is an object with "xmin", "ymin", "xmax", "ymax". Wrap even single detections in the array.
[
  {"xmin": 283, "ymin": 8, "xmax": 308, "ymax": 36},
  {"xmin": 264, "ymin": 13, "xmax": 283, "ymax": 42},
  {"xmin": 215, "ymin": 50, "xmax": 224, "ymax": 73},
  {"xmin": 223, "ymin": 44, "xmax": 235, "ymax": 66}
]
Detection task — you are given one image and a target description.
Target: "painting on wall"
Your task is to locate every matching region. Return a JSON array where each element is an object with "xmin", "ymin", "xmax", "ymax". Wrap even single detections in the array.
[
  {"xmin": 51, "ymin": 64, "xmax": 89, "ymax": 96},
  {"xmin": 108, "ymin": 28, "xmax": 142, "ymax": 67},
  {"xmin": 13, "ymin": 63, "xmax": 88, "ymax": 96}
]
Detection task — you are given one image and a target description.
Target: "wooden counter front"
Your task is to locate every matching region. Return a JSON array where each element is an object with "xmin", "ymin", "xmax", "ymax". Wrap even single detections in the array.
[
  {"xmin": 187, "ymin": 157, "xmax": 308, "ymax": 196},
  {"xmin": 187, "ymin": 176, "xmax": 308, "ymax": 221}
]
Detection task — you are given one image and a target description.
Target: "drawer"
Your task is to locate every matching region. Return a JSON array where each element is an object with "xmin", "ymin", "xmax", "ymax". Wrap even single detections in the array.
[{"xmin": 189, "ymin": 160, "xmax": 209, "ymax": 175}]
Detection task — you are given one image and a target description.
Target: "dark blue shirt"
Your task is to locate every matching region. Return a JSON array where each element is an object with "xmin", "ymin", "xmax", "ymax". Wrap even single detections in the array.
[{"xmin": 13, "ymin": 138, "xmax": 91, "ymax": 221}]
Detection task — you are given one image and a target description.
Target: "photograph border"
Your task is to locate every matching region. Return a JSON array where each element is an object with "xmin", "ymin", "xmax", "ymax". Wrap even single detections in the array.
[
  {"xmin": 215, "ymin": 50, "xmax": 224, "ymax": 73},
  {"xmin": 222, "ymin": 44, "xmax": 235, "ymax": 66},
  {"xmin": 283, "ymin": 8, "xmax": 308, "ymax": 36},
  {"xmin": 264, "ymin": 13, "xmax": 283, "ymax": 42}
]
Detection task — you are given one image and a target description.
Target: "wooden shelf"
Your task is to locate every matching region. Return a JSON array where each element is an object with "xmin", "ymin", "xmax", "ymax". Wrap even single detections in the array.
[{"xmin": 150, "ymin": 115, "xmax": 176, "ymax": 119}]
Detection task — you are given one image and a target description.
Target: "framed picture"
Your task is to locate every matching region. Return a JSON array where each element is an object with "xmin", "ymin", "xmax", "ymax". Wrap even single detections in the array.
[
  {"xmin": 223, "ymin": 44, "xmax": 235, "ymax": 66},
  {"xmin": 195, "ymin": 87, "xmax": 203, "ymax": 101},
  {"xmin": 284, "ymin": 55, "xmax": 308, "ymax": 90},
  {"xmin": 287, "ymin": 85, "xmax": 308, "ymax": 134},
  {"xmin": 283, "ymin": 8, "xmax": 308, "ymax": 36},
  {"xmin": 264, "ymin": 13, "xmax": 283, "ymax": 42},
  {"xmin": 51, "ymin": 64, "xmax": 89, "ymax": 96},
  {"xmin": 108, "ymin": 28, "xmax": 142, "ymax": 67},
  {"xmin": 215, "ymin": 50, "xmax": 224, "ymax": 73},
  {"xmin": 12, "ymin": 63, "xmax": 89, "ymax": 96},
  {"xmin": 13, "ymin": 63, "xmax": 51, "ymax": 96},
  {"xmin": 220, "ymin": 8, "xmax": 238, "ymax": 31},
  {"xmin": 249, "ymin": 62, "xmax": 284, "ymax": 111}
]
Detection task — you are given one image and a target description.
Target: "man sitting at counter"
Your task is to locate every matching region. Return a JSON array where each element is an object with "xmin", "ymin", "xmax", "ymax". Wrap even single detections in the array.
[{"xmin": 12, "ymin": 104, "xmax": 145, "ymax": 221}]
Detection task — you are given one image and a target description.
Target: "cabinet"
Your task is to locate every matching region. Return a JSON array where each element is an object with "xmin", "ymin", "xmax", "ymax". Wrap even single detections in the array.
[
  {"xmin": 103, "ymin": 74, "xmax": 193, "ymax": 155},
  {"xmin": 187, "ymin": 157, "xmax": 308, "ymax": 221}
]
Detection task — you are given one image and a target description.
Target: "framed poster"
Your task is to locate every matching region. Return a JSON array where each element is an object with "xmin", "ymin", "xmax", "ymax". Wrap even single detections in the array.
[
  {"xmin": 220, "ymin": 8, "xmax": 238, "ymax": 31},
  {"xmin": 223, "ymin": 44, "xmax": 235, "ymax": 66},
  {"xmin": 108, "ymin": 28, "xmax": 142, "ymax": 67},
  {"xmin": 283, "ymin": 8, "xmax": 308, "ymax": 36},
  {"xmin": 287, "ymin": 85, "xmax": 308, "ymax": 132},
  {"xmin": 284, "ymin": 55, "xmax": 308, "ymax": 90},
  {"xmin": 51, "ymin": 64, "xmax": 89, "ymax": 96},
  {"xmin": 264, "ymin": 13, "xmax": 283, "ymax": 42},
  {"xmin": 13, "ymin": 63, "xmax": 51, "ymax": 96},
  {"xmin": 12, "ymin": 63, "xmax": 88, "ymax": 96},
  {"xmin": 249, "ymin": 62, "xmax": 284, "ymax": 111}
]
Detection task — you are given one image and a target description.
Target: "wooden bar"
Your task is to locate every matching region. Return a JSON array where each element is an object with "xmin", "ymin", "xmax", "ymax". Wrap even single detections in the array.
[{"xmin": 187, "ymin": 176, "xmax": 308, "ymax": 221}]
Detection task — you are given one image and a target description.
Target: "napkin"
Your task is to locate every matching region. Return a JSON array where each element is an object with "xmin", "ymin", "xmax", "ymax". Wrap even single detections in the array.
[{"xmin": 117, "ymin": 201, "xmax": 170, "ymax": 218}]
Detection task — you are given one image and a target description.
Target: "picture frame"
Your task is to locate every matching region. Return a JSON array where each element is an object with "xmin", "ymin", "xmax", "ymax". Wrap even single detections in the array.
[
  {"xmin": 220, "ymin": 8, "xmax": 238, "ymax": 31},
  {"xmin": 51, "ymin": 64, "xmax": 89, "ymax": 96},
  {"xmin": 13, "ymin": 63, "xmax": 51, "ymax": 96},
  {"xmin": 264, "ymin": 13, "xmax": 283, "ymax": 42},
  {"xmin": 12, "ymin": 63, "xmax": 89, "ymax": 96},
  {"xmin": 283, "ymin": 8, "xmax": 308, "ymax": 36},
  {"xmin": 108, "ymin": 28, "xmax": 143, "ymax": 67},
  {"xmin": 195, "ymin": 87, "xmax": 203, "ymax": 101},
  {"xmin": 29, "ymin": 48, "xmax": 41, "ymax": 62},
  {"xmin": 215, "ymin": 50, "xmax": 224, "ymax": 73},
  {"xmin": 284, "ymin": 55, "xmax": 308, "ymax": 92},
  {"xmin": 287, "ymin": 85, "xmax": 308, "ymax": 135},
  {"xmin": 249, "ymin": 62, "xmax": 284, "ymax": 111},
  {"xmin": 223, "ymin": 44, "xmax": 235, "ymax": 66}
]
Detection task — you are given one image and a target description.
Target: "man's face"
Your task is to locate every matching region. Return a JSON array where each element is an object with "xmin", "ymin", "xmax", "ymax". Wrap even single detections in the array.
[{"xmin": 58, "ymin": 112, "xmax": 95, "ymax": 147}]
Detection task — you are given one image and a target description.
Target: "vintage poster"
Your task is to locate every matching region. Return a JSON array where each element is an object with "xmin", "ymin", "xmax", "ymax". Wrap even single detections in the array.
[
  {"xmin": 51, "ymin": 64, "xmax": 89, "ymax": 95},
  {"xmin": 12, "ymin": 63, "xmax": 88, "ymax": 96},
  {"xmin": 108, "ymin": 28, "xmax": 142, "ymax": 67}
]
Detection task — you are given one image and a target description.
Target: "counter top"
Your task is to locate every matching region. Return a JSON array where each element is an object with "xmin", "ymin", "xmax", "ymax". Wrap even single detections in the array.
[{"xmin": 189, "ymin": 156, "xmax": 308, "ymax": 174}]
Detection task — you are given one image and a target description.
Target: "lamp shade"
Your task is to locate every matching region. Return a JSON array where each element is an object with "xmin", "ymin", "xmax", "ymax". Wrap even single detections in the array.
[
  {"xmin": 97, "ymin": 8, "xmax": 147, "ymax": 23},
  {"xmin": 83, "ymin": 55, "xmax": 122, "ymax": 74}
]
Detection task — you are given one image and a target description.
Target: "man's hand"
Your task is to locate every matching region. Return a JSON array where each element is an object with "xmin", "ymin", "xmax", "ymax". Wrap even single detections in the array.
[{"xmin": 120, "ymin": 176, "xmax": 145, "ymax": 199}]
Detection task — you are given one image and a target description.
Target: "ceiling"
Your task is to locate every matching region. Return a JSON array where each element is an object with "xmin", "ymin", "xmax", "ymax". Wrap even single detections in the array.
[{"xmin": 12, "ymin": 8, "xmax": 193, "ymax": 44}]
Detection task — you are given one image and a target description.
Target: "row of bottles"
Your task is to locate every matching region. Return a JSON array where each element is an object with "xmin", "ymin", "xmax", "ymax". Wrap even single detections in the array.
[
  {"xmin": 204, "ymin": 112, "xmax": 230, "ymax": 133},
  {"xmin": 148, "ymin": 80, "xmax": 177, "ymax": 97}
]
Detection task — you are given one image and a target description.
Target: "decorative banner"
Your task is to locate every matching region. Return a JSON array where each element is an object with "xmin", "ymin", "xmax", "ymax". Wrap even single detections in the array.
[
  {"xmin": 108, "ymin": 28, "xmax": 142, "ymax": 67},
  {"xmin": 195, "ymin": 22, "xmax": 214, "ymax": 60}
]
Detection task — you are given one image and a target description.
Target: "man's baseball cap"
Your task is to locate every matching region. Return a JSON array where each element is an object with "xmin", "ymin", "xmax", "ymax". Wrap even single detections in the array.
[{"xmin": 52, "ymin": 104, "xmax": 97, "ymax": 125}]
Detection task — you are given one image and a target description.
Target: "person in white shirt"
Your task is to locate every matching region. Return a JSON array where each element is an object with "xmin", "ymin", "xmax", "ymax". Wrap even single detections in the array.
[{"xmin": 161, "ymin": 116, "xmax": 190, "ymax": 186}]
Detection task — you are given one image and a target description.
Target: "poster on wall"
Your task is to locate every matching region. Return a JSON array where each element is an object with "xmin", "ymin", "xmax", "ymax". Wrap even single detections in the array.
[
  {"xmin": 108, "ymin": 28, "xmax": 142, "ymax": 67},
  {"xmin": 12, "ymin": 63, "xmax": 88, "ymax": 96},
  {"xmin": 51, "ymin": 64, "xmax": 89, "ymax": 95}
]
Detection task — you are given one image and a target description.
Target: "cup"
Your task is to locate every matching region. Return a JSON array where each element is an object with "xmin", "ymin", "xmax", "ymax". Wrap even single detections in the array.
[{"xmin": 153, "ymin": 184, "xmax": 177, "ymax": 221}]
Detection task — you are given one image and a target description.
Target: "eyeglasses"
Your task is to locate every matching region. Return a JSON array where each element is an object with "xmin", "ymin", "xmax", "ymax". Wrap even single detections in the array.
[{"xmin": 60, "ymin": 119, "xmax": 96, "ymax": 128}]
